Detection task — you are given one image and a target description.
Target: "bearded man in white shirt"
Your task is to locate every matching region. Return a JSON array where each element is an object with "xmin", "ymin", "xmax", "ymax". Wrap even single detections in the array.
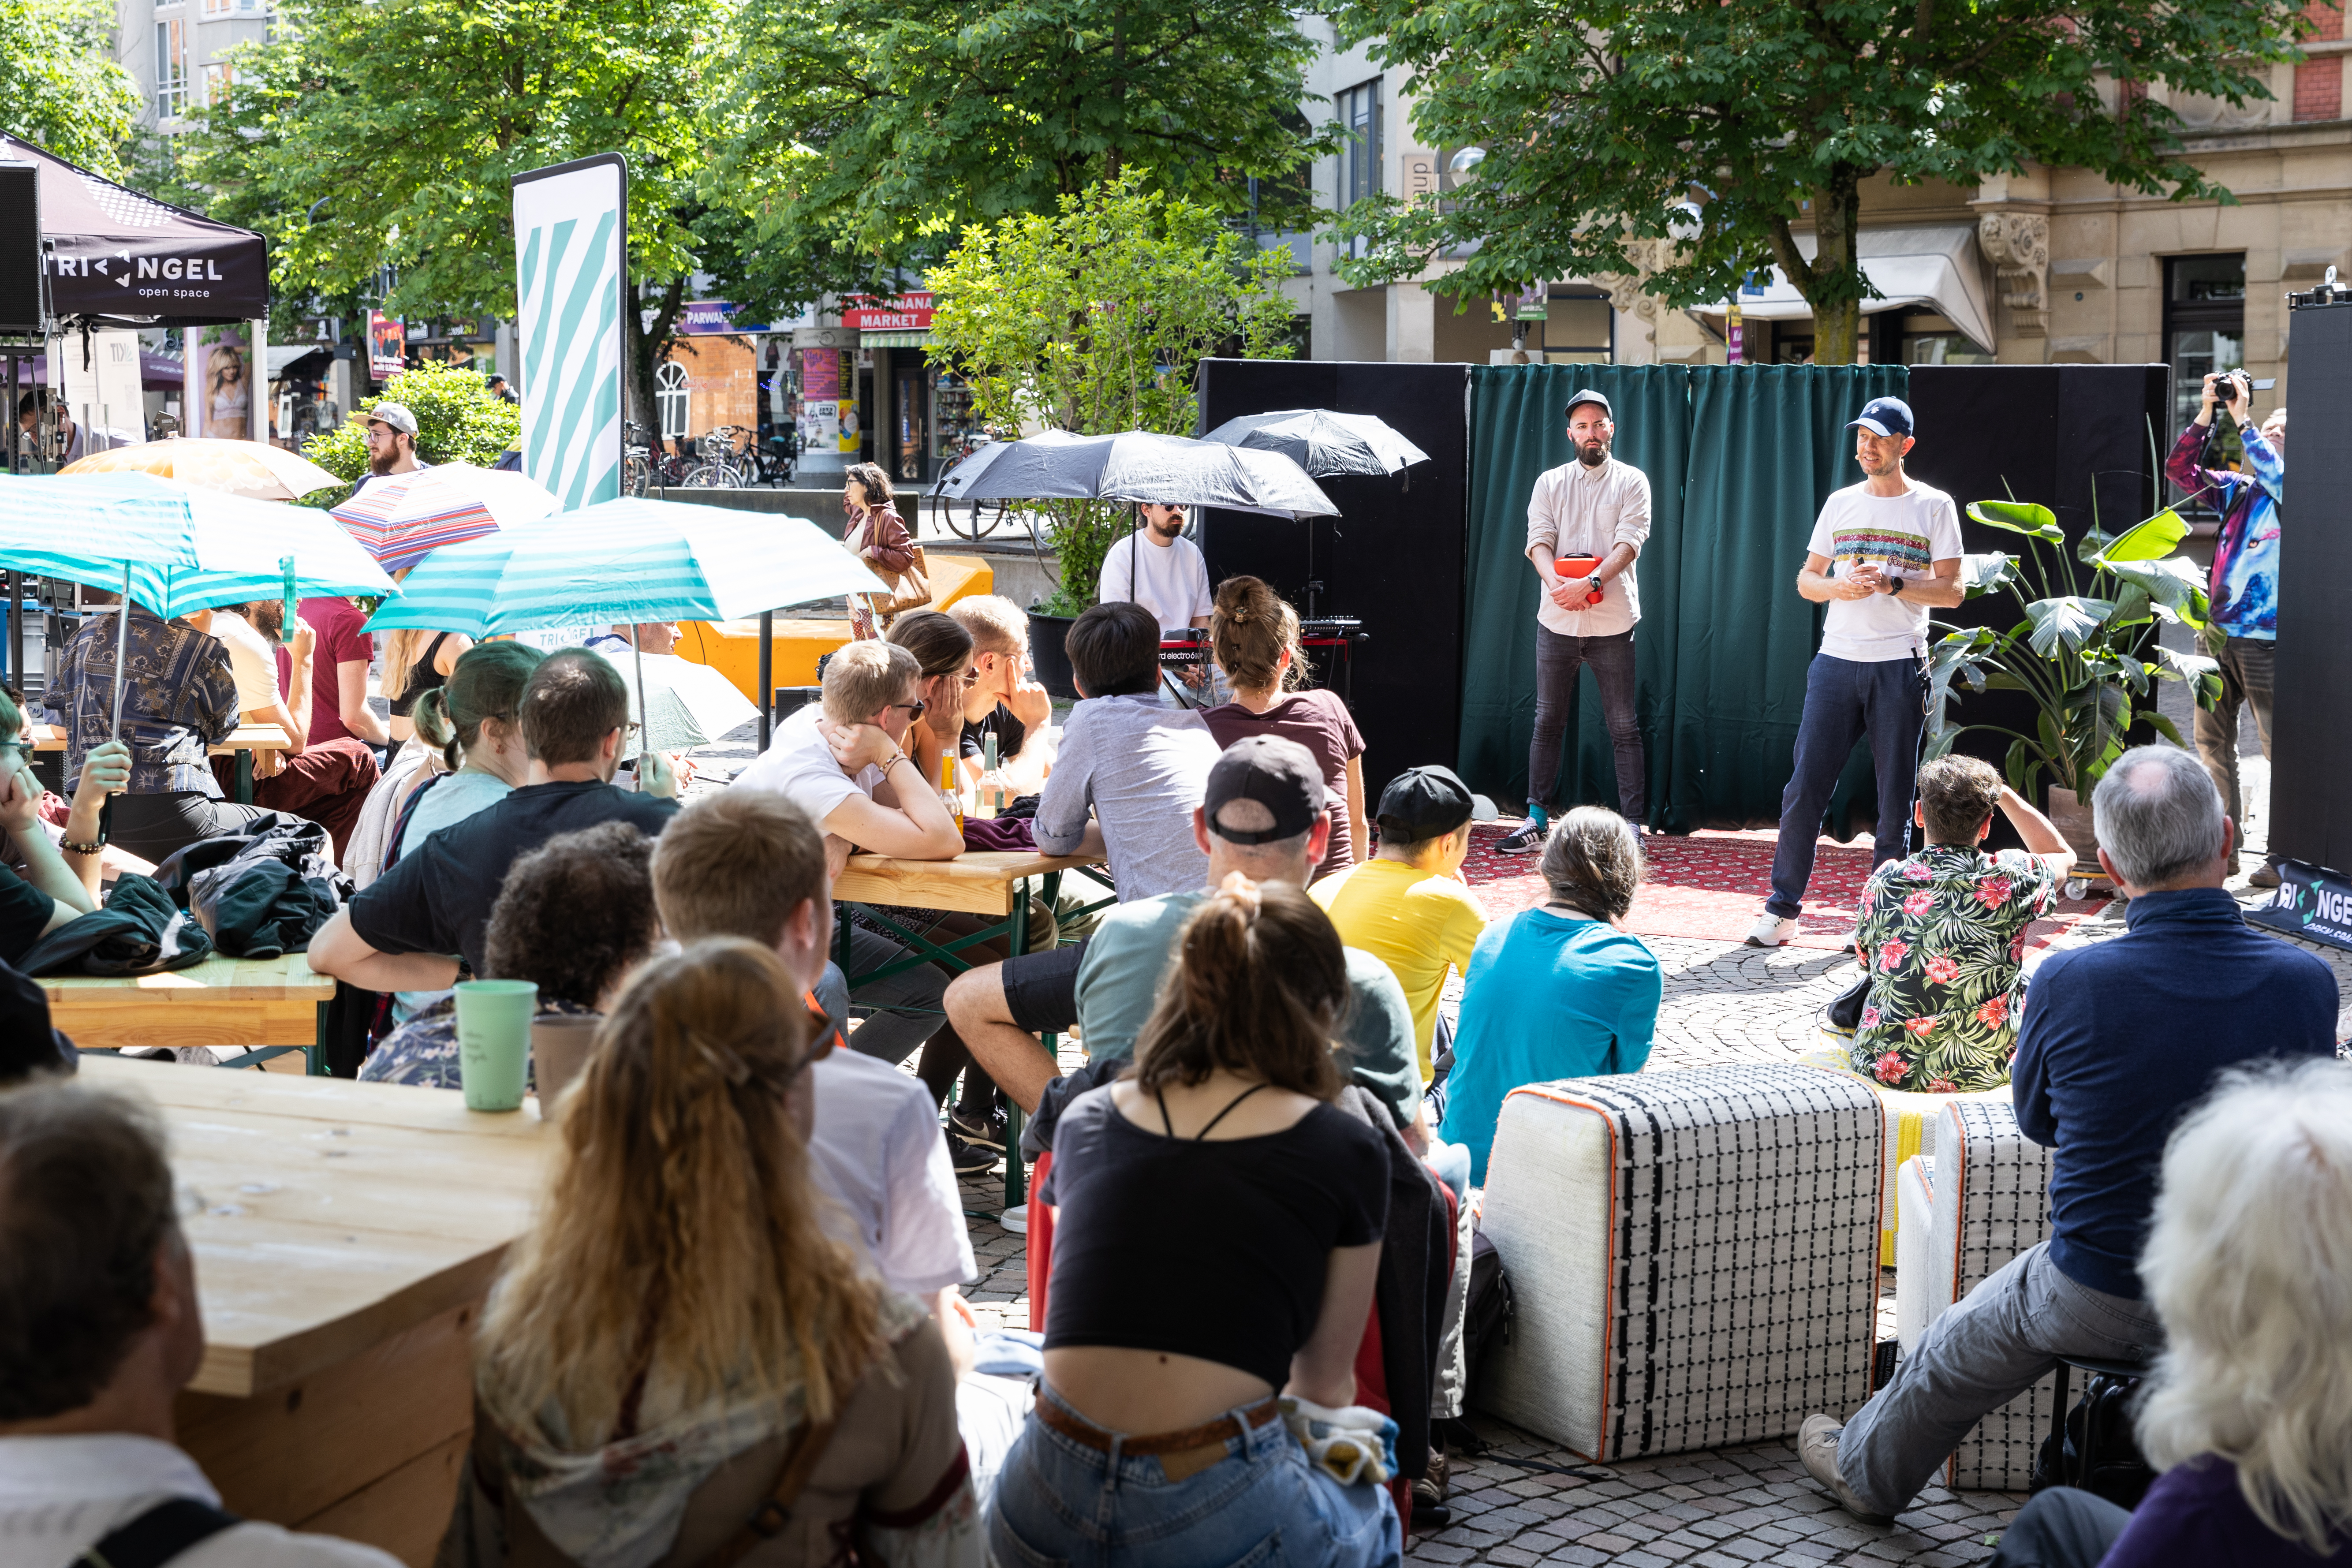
[{"xmin": 1495, "ymin": 389, "xmax": 1654, "ymax": 856}]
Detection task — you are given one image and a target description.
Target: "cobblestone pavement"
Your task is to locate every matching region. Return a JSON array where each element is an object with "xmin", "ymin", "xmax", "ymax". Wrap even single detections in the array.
[{"xmin": 685, "ymin": 722, "xmax": 2349, "ymax": 1565}]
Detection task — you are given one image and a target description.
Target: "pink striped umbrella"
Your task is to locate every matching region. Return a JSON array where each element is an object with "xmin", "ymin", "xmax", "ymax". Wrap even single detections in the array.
[{"xmin": 328, "ymin": 462, "xmax": 560, "ymax": 571}]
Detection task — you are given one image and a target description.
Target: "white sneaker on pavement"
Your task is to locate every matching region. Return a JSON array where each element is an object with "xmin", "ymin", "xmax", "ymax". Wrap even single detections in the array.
[
  {"xmin": 1798, "ymin": 1414, "xmax": 1894, "ymax": 1524},
  {"xmin": 1743, "ymin": 912, "xmax": 1800, "ymax": 948}
]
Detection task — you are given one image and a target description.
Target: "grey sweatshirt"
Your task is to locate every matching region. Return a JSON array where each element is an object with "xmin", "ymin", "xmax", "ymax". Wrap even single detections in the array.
[{"xmin": 1034, "ymin": 694, "xmax": 1219, "ymax": 900}]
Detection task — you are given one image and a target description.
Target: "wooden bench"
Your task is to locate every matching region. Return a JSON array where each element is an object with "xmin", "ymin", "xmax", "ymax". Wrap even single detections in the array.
[{"xmin": 44, "ymin": 952, "xmax": 336, "ymax": 1071}]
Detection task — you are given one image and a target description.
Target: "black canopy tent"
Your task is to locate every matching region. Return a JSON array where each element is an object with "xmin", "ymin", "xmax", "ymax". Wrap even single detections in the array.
[{"xmin": 2, "ymin": 134, "xmax": 268, "ymax": 328}]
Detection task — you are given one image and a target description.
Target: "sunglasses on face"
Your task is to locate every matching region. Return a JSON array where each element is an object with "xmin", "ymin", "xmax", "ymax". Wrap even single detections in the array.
[{"xmin": 889, "ymin": 699, "xmax": 927, "ymax": 720}]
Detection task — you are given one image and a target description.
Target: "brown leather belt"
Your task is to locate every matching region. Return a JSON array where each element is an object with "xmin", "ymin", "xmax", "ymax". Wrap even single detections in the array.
[{"xmin": 1038, "ymin": 1394, "xmax": 1282, "ymax": 1461}]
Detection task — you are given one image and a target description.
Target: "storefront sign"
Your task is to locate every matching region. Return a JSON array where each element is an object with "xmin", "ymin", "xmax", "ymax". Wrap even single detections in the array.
[
  {"xmin": 842, "ymin": 292, "xmax": 934, "ymax": 332},
  {"xmin": 2247, "ymin": 860, "xmax": 2352, "ymax": 952},
  {"xmin": 679, "ymin": 299, "xmax": 769, "ymax": 336},
  {"xmin": 367, "ymin": 310, "xmax": 405, "ymax": 381}
]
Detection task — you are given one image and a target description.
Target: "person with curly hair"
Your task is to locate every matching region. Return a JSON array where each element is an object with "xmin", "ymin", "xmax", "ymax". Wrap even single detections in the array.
[{"xmin": 358, "ymin": 822, "xmax": 660, "ymax": 1089}]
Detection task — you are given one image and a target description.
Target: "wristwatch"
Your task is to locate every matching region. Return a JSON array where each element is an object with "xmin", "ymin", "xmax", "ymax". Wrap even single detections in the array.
[{"xmin": 1885, "ymin": 575, "xmax": 1907, "ymax": 597}]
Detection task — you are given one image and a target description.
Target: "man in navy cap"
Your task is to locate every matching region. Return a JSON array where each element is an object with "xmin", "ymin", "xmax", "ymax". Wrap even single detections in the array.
[
  {"xmin": 1747, "ymin": 396, "xmax": 1964, "ymax": 948},
  {"xmin": 1496, "ymin": 388, "xmax": 1652, "ymax": 856}
]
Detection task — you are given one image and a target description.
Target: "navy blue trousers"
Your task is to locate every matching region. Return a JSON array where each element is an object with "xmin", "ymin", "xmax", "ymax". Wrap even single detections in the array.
[{"xmin": 1766, "ymin": 652, "xmax": 1925, "ymax": 919}]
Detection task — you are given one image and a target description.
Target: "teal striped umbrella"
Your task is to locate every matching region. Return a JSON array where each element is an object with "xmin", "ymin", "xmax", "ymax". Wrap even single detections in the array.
[{"xmin": 360, "ymin": 498, "xmax": 883, "ymax": 635}]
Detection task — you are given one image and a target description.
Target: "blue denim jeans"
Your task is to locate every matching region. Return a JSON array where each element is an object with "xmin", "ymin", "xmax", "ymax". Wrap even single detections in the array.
[
  {"xmin": 988, "ymin": 1385, "xmax": 1402, "ymax": 1568},
  {"xmin": 1767, "ymin": 652, "xmax": 1926, "ymax": 919}
]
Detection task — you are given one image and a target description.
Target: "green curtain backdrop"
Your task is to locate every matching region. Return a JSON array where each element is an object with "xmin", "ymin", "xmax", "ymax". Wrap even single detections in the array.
[{"xmin": 1461, "ymin": 361, "xmax": 1908, "ymax": 834}]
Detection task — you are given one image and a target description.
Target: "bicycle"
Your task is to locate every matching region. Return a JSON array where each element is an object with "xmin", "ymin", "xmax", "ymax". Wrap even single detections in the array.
[
  {"xmin": 624, "ymin": 420, "xmax": 685, "ymax": 495},
  {"xmin": 680, "ymin": 425, "xmax": 752, "ymax": 489},
  {"xmin": 749, "ymin": 430, "xmax": 799, "ymax": 487},
  {"xmin": 931, "ymin": 434, "xmax": 1016, "ymax": 539}
]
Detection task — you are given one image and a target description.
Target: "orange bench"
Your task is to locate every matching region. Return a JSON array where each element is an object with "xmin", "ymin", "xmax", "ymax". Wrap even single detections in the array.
[{"xmin": 675, "ymin": 553, "xmax": 997, "ymax": 704}]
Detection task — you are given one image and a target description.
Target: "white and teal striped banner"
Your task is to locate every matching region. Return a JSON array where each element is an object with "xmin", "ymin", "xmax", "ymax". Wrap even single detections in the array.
[{"xmin": 512, "ymin": 155, "xmax": 627, "ymax": 511}]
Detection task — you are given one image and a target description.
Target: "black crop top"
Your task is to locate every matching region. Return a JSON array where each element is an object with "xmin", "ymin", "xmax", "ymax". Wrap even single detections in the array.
[
  {"xmin": 388, "ymin": 631, "xmax": 452, "ymax": 719},
  {"xmin": 1042, "ymin": 1089, "xmax": 1391, "ymax": 1389}
]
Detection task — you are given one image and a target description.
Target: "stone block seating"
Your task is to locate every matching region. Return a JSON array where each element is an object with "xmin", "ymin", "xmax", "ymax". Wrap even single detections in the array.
[
  {"xmin": 1891, "ymin": 1098, "xmax": 2060, "ymax": 1490},
  {"xmin": 1476, "ymin": 1064, "xmax": 1883, "ymax": 1461}
]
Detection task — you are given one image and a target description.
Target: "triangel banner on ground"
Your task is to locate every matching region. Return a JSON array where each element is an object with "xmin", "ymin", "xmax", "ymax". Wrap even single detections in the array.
[{"xmin": 512, "ymin": 154, "xmax": 626, "ymax": 511}]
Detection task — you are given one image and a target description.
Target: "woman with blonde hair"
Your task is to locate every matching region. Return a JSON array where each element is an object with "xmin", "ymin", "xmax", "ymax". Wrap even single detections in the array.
[
  {"xmin": 444, "ymin": 938, "xmax": 982, "ymax": 1567},
  {"xmin": 1985, "ymin": 1057, "xmax": 2352, "ymax": 1566},
  {"xmin": 991, "ymin": 876, "xmax": 1401, "ymax": 1567},
  {"xmin": 1201, "ymin": 575, "xmax": 1367, "ymax": 881},
  {"xmin": 381, "ymin": 614, "xmax": 474, "ymax": 744}
]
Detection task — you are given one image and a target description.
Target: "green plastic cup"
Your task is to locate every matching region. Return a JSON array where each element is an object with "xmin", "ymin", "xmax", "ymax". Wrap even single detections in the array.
[{"xmin": 455, "ymin": 980, "xmax": 538, "ymax": 1112}]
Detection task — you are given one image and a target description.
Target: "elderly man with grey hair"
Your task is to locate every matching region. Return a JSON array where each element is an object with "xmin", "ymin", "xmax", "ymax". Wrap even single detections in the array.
[{"xmin": 1799, "ymin": 745, "xmax": 2340, "ymax": 1525}]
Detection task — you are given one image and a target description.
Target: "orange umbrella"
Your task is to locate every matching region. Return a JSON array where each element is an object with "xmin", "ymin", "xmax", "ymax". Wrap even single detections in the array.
[{"xmin": 62, "ymin": 437, "xmax": 343, "ymax": 502}]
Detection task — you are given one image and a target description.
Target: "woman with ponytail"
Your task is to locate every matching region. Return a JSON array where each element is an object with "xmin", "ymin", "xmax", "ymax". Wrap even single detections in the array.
[
  {"xmin": 1202, "ymin": 576, "xmax": 1368, "ymax": 881},
  {"xmin": 446, "ymin": 939, "xmax": 984, "ymax": 1567},
  {"xmin": 991, "ymin": 876, "xmax": 1402, "ymax": 1567}
]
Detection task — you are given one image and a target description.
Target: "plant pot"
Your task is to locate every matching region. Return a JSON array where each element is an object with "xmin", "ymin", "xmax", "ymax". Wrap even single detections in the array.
[
  {"xmin": 2046, "ymin": 787, "xmax": 2105, "ymax": 881},
  {"xmin": 1027, "ymin": 610, "xmax": 1080, "ymax": 701}
]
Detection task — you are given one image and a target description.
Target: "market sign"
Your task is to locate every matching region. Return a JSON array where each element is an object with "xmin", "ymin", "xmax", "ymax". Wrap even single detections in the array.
[{"xmin": 841, "ymin": 291, "xmax": 934, "ymax": 332}]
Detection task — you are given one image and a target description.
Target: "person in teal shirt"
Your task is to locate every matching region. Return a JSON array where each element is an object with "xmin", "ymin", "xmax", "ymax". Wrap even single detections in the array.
[{"xmin": 1440, "ymin": 807, "xmax": 1662, "ymax": 1185}]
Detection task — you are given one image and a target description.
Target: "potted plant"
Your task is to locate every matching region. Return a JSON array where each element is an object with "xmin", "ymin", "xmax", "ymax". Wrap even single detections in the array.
[
  {"xmin": 927, "ymin": 175, "xmax": 1298, "ymax": 693},
  {"xmin": 1926, "ymin": 499, "xmax": 2224, "ymax": 874}
]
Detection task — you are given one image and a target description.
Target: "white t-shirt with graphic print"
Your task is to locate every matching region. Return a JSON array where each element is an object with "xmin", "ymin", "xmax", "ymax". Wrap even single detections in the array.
[{"xmin": 1807, "ymin": 479, "xmax": 1964, "ymax": 662}]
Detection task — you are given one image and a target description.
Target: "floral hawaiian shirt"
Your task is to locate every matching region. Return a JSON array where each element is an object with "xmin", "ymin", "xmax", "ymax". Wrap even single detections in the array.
[
  {"xmin": 48, "ymin": 605, "xmax": 238, "ymax": 795},
  {"xmin": 1851, "ymin": 844, "xmax": 2061, "ymax": 1093}
]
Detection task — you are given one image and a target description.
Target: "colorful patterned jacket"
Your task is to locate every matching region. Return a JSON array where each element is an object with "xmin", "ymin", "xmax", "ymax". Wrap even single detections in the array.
[
  {"xmin": 2163, "ymin": 419, "xmax": 2282, "ymax": 641},
  {"xmin": 48, "ymin": 605, "xmax": 238, "ymax": 795}
]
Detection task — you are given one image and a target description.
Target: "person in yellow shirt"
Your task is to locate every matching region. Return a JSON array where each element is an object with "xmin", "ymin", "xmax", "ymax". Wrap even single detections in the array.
[{"xmin": 1310, "ymin": 765, "xmax": 1487, "ymax": 1082}]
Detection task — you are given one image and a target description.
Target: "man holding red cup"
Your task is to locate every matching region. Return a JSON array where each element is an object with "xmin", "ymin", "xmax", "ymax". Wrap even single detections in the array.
[{"xmin": 1497, "ymin": 389, "xmax": 1653, "ymax": 855}]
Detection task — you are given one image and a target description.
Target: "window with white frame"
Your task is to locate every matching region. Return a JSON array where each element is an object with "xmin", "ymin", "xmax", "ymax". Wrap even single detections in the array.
[
  {"xmin": 1336, "ymin": 79, "xmax": 1383, "ymax": 213},
  {"xmin": 201, "ymin": 61, "xmax": 234, "ymax": 105},
  {"xmin": 656, "ymin": 361, "xmax": 690, "ymax": 439},
  {"xmin": 155, "ymin": 19, "xmax": 188, "ymax": 119}
]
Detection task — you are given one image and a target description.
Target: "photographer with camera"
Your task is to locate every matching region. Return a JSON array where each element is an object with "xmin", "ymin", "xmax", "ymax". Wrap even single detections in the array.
[{"xmin": 2164, "ymin": 369, "xmax": 2286, "ymax": 888}]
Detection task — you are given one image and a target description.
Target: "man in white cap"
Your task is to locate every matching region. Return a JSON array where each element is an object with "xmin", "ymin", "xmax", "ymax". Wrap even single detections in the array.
[
  {"xmin": 1495, "ymin": 388, "xmax": 1652, "ymax": 856},
  {"xmin": 347, "ymin": 402, "xmax": 426, "ymax": 499},
  {"xmin": 1747, "ymin": 396, "xmax": 1964, "ymax": 948}
]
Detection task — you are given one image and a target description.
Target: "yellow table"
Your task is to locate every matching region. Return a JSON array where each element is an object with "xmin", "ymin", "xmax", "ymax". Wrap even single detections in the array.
[
  {"xmin": 43, "ymin": 951, "xmax": 335, "ymax": 1072},
  {"xmin": 676, "ymin": 552, "xmax": 997, "ymax": 706},
  {"xmin": 37, "ymin": 721, "xmax": 295, "ymax": 804},
  {"xmin": 82, "ymin": 1055, "xmax": 555, "ymax": 1566},
  {"xmin": 836, "ymin": 848, "xmax": 1111, "ymax": 1210}
]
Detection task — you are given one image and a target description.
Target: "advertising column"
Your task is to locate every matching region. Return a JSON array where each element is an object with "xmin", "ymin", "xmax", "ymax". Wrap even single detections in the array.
[{"xmin": 791, "ymin": 322, "xmax": 858, "ymax": 477}]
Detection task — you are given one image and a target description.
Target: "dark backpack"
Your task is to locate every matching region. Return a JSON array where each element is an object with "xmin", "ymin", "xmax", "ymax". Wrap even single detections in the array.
[
  {"xmin": 2031, "ymin": 1371, "xmax": 2156, "ymax": 1509},
  {"xmin": 1460, "ymin": 1229, "xmax": 1514, "ymax": 1400},
  {"xmin": 72, "ymin": 1498, "xmax": 240, "ymax": 1567}
]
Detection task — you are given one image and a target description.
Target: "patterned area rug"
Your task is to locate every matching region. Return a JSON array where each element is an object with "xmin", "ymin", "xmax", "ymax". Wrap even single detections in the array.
[{"xmin": 1461, "ymin": 824, "xmax": 2105, "ymax": 952}]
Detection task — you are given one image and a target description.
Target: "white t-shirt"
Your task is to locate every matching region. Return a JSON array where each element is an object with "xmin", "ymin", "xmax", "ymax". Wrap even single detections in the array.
[
  {"xmin": 206, "ymin": 609, "xmax": 283, "ymax": 712},
  {"xmin": 1097, "ymin": 530, "xmax": 1213, "ymax": 632},
  {"xmin": 808, "ymin": 1047, "xmax": 975, "ymax": 1297},
  {"xmin": 729, "ymin": 705, "xmax": 883, "ymax": 829},
  {"xmin": 0, "ymin": 1434, "xmax": 402, "ymax": 1567},
  {"xmin": 1807, "ymin": 479, "xmax": 1964, "ymax": 662}
]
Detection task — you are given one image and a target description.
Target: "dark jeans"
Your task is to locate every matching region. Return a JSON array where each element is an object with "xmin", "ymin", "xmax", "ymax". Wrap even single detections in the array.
[
  {"xmin": 1767, "ymin": 653, "xmax": 1924, "ymax": 919},
  {"xmin": 108, "ymin": 790, "xmax": 278, "ymax": 867},
  {"xmin": 2191, "ymin": 634, "xmax": 2272, "ymax": 857},
  {"xmin": 1529, "ymin": 624, "xmax": 1644, "ymax": 823},
  {"xmin": 1985, "ymin": 1488, "xmax": 2132, "ymax": 1568}
]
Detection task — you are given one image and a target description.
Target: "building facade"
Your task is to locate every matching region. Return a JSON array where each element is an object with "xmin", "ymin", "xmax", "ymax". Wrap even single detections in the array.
[{"xmin": 1290, "ymin": 7, "xmax": 2352, "ymax": 425}]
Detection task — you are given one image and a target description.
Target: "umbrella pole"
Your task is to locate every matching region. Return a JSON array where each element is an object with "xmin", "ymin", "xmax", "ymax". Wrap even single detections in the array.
[
  {"xmin": 757, "ymin": 609, "xmax": 773, "ymax": 752},
  {"xmin": 632, "ymin": 636, "xmax": 650, "ymax": 779},
  {"xmin": 109, "ymin": 561, "xmax": 131, "ymax": 743}
]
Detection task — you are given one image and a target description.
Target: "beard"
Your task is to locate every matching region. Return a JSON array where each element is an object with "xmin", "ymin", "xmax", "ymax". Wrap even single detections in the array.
[
  {"xmin": 368, "ymin": 444, "xmax": 405, "ymax": 476},
  {"xmin": 1577, "ymin": 439, "xmax": 1609, "ymax": 468},
  {"xmin": 1147, "ymin": 516, "xmax": 1185, "ymax": 539}
]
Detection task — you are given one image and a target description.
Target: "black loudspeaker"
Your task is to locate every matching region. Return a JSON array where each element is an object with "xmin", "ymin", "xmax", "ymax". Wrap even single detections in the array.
[
  {"xmin": 2272, "ymin": 301, "xmax": 2352, "ymax": 872},
  {"xmin": 1195, "ymin": 358, "xmax": 1471, "ymax": 799},
  {"xmin": 0, "ymin": 161, "xmax": 42, "ymax": 334}
]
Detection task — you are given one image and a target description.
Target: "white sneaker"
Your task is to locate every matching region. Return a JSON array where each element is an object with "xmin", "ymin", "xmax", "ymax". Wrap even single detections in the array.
[
  {"xmin": 1743, "ymin": 913, "xmax": 1800, "ymax": 948},
  {"xmin": 1798, "ymin": 1415, "xmax": 1894, "ymax": 1523}
]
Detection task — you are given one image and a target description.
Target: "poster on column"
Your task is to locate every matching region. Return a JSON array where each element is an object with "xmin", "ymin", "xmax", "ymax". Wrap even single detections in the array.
[
  {"xmin": 511, "ymin": 153, "xmax": 626, "ymax": 509},
  {"xmin": 51, "ymin": 328, "xmax": 147, "ymax": 447},
  {"xmin": 185, "ymin": 325, "xmax": 251, "ymax": 440},
  {"xmin": 799, "ymin": 346, "xmax": 840, "ymax": 452}
]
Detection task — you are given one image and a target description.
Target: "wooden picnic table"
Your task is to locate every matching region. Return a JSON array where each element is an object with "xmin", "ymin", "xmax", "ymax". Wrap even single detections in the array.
[
  {"xmin": 835, "ymin": 848, "xmax": 1113, "ymax": 1212},
  {"xmin": 35, "ymin": 721, "xmax": 295, "ymax": 804},
  {"xmin": 81, "ymin": 1054, "xmax": 555, "ymax": 1566},
  {"xmin": 43, "ymin": 951, "xmax": 335, "ymax": 1069}
]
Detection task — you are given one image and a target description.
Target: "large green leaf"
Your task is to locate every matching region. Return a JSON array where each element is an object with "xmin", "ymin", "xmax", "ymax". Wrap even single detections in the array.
[
  {"xmin": 1968, "ymin": 500, "xmax": 2064, "ymax": 543},
  {"xmin": 2107, "ymin": 585, "xmax": 2153, "ymax": 628},
  {"xmin": 2097, "ymin": 508, "xmax": 2190, "ymax": 563},
  {"xmin": 1958, "ymin": 551, "xmax": 2020, "ymax": 597},
  {"xmin": 2100, "ymin": 556, "xmax": 2208, "ymax": 629},
  {"xmin": 2025, "ymin": 595, "xmax": 2117, "ymax": 656},
  {"xmin": 2157, "ymin": 645, "xmax": 2225, "ymax": 709}
]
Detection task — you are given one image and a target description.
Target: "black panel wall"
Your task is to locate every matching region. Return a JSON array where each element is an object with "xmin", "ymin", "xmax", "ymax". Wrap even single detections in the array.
[
  {"xmin": 2273, "ymin": 302, "xmax": 2352, "ymax": 872},
  {"xmin": 1905, "ymin": 364, "xmax": 2171, "ymax": 847},
  {"xmin": 1195, "ymin": 358, "xmax": 1471, "ymax": 799}
]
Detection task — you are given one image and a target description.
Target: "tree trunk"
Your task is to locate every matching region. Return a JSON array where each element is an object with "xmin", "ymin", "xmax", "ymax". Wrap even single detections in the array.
[
  {"xmin": 1808, "ymin": 179, "xmax": 1864, "ymax": 366},
  {"xmin": 623, "ymin": 275, "xmax": 687, "ymax": 459}
]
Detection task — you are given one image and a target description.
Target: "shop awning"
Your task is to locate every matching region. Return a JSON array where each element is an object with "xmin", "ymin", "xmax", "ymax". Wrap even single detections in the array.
[
  {"xmin": 2, "ymin": 134, "xmax": 269, "ymax": 329},
  {"xmin": 861, "ymin": 330, "xmax": 933, "ymax": 348},
  {"xmin": 1702, "ymin": 225, "xmax": 1994, "ymax": 352}
]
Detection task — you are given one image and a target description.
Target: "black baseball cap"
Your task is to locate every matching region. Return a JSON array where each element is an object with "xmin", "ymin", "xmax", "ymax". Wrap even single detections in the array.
[
  {"xmin": 1564, "ymin": 388, "xmax": 1612, "ymax": 422},
  {"xmin": 1848, "ymin": 396, "xmax": 1914, "ymax": 439},
  {"xmin": 1377, "ymin": 765, "xmax": 1475, "ymax": 841},
  {"xmin": 1204, "ymin": 735, "xmax": 1328, "ymax": 844}
]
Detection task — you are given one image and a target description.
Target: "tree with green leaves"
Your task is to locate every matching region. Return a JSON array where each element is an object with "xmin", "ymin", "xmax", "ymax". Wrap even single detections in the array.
[
  {"xmin": 926, "ymin": 176, "xmax": 1299, "ymax": 613},
  {"xmin": 298, "ymin": 361, "xmax": 521, "ymax": 508},
  {"xmin": 178, "ymin": 0, "xmax": 735, "ymax": 450},
  {"xmin": 1330, "ymin": 0, "xmax": 2309, "ymax": 362},
  {"xmin": 0, "ymin": 0, "xmax": 140, "ymax": 176},
  {"xmin": 711, "ymin": 0, "xmax": 1325, "ymax": 280}
]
